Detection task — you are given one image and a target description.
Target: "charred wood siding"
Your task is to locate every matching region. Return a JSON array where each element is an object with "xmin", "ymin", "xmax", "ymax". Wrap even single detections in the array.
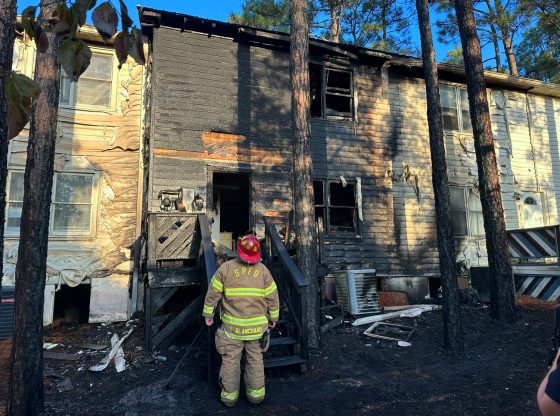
[{"xmin": 149, "ymin": 27, "xmax": 443, "ymax": 276}]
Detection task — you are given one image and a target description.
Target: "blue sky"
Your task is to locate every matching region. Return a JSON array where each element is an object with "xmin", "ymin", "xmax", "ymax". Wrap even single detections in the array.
[{"xmin": 17, "ymin": 0, "xmax": 467, "ymax": 62}]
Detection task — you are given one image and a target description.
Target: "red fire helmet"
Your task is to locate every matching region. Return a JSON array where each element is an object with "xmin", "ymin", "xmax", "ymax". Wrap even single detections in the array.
[{"xmin": 237, "ymin": 234, "xmax": 261, "ymax": 264}]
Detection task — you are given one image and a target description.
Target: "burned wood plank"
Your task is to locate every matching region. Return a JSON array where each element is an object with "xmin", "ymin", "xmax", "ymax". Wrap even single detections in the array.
[
  {"xmin": 153, "ymin": 296, "xmax": 203, "ymax": 350},
  {"xmin": 151, "ymin": 313, "xmax": 173, "ymax": 333},
  {"xmin": 148, "ymin": 268, "xmax": 201, "ymax": 288},
  {"xmin": 150, "ymin": 287, "xmax": 178, "ymax": 313},
  {"xmin": 157, "ymin": 218, "xmax": 197, "ymax": 259},
  {"xmin": 44, "ymin": 352, "xmax": 81, "ymax": 361}
]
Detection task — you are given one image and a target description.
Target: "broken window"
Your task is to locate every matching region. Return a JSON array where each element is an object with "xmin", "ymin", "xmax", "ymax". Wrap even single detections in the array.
[
  {"xmin": 6, "ymin": 171, "xmax": 96, "ymax": 236},
  {"xmin": 61, "ymin": 52, "xmax": 113, "ymax": 109},
  {"xmin": 310, "ymin": 64, "xmax": 323, "ymax": 118},
  {"xmin": 314, "ymin": 179, "xmax": 358, "ymax": 234},
  {"xmin": 325, "ymin": 69, "xmax": 353, "ymax": 118},
  {"xmin": 309, "ymin": 65, "xmax": 354, "ymax": 120},
  {"xmin": 450, "ymin": 186, "xmax": 484, "ymax": 237},
  {"xmin": 440, "ymin": 85, "xmax": 472, "ymax": 132}
]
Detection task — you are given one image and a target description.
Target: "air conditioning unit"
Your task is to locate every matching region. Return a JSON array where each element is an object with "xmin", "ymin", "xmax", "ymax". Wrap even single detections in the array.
[{"xmin": 333, "ymin": 269, "xmax": 381, "ymax": 315}]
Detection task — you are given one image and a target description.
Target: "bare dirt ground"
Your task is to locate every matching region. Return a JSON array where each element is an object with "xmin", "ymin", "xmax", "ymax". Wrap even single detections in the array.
[{"xmin": 0, "ymin": 297, "xmax": 555, "ymax": 416}]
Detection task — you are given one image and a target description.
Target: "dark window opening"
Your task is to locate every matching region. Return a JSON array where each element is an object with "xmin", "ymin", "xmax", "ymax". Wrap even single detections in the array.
[
  {"xmin": 314, "ymin": 179, "xmax": 358, "ymax": 234},
  {"xmin": 325, "ymin": 69, "xmax": 353, "ymax": 118},
  {"xmin": 310, "ymin": 64, "xmax": 323, "ymax": 118},
  {"xmin": 53, "ymin": 284, "xmax": 91, "ymax": 324}
]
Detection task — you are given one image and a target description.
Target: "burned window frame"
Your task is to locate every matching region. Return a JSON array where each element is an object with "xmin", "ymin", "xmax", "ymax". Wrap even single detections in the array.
[
  {"xmin": 449, "ymin": 186, "xmax": 484, "ymax": 237},
  {"xmin": 310, "ymin": 64, "xmax": 356, "ymax": 120},
  {"xmin": 314, "ymin": 179, "xmax": 359, "ymax": 235}
]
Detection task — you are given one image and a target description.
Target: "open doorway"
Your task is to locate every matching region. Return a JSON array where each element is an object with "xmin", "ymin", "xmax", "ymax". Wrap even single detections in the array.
[{"xmin": 211, "ymin": 172, "xmax": 250, "ymax": 251}]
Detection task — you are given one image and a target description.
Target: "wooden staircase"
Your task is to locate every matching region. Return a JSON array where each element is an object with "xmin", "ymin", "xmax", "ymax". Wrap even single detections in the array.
[{"xmin": 144, "ymin": 212, "xmax": 309, "ymax": 375}]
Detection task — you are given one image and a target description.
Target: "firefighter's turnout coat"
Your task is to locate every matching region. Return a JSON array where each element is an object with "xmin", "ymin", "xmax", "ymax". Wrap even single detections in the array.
[{"xmin": 203, "ymin": 259, "xmax": 280, "ymax": 340}]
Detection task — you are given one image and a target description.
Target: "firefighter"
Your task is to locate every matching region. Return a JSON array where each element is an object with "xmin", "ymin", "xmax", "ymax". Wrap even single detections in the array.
[{"xmin": 202, "ymin": 233, "xmax": 280, "ymax": 407}]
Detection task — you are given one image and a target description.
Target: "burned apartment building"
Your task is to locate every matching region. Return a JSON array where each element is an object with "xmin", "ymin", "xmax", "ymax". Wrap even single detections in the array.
[
  {"xmin": 138, "ymin": 7, "xmax": 560, "ymax": 302},
  {"xmin": 4, "ymin": 26, "xmax": 144, "ymax": 325}
]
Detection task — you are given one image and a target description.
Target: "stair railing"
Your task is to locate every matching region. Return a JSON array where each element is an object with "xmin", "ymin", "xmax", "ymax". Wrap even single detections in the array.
[
  {"xmin": 196, "ymin": 214, "xmax": 219, "ymax": 385},
  {"xmin": 263, "ymin": 216, "xmax": 309, "ymax": 368}
]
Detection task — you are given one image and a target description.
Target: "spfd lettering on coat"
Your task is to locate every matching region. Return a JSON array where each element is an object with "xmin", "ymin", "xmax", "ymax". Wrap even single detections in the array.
[{"xmin": 233, "ymin": 268, "xmax": 260, "ymax": 277}]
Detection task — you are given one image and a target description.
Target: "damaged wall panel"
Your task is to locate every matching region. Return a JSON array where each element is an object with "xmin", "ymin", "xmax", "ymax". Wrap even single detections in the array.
[{"xmin": 5, "ymin": 35, "xmax": 143, "ymax": 324}]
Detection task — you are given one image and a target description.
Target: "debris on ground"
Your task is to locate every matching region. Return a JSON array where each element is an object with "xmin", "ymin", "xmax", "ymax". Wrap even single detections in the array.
[
  {"xmin": 352, "ymin": 304, "xmax": 441, "ymax": 326},
  {"xmin": 43, "ymin": 351, "xmax": 81, "ymax": 361},
  {"xmin": 363, "ymin": 322, "xmax": 416, "ymax": 345},
  {"xmin": 89, "ymin": 327, "xmax": 134, "ymax": 372}
]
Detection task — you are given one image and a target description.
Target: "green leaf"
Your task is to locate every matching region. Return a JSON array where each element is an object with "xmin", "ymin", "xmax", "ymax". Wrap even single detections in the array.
[
  {"xmin": 5, "ymin": 71, "xmax": 41, "ymax": 140},
  {"xmin": 58, "ymin": 38, "xmax": 92, "ymax": 82},
  {"xmin": 46, "ymin": 3, "xmax": 71, "ymax": 35},
  {"xmin": 114, "ymin": 31, "xmax": 128, "ymax": 69},
  {"xmin": 118, "ymin": 0, "xmax": 133, "ymax": 32},
  {"xmin": 21, "ymin": 6, "xmax": 37, "ymax": 40},
  {"xmin": 34, "ymin": 23, "xmax": 49, "ymax": 53},
  {"xmin": 71, "ymin": 0, "xmax": 97, "ymax": 28},
  {"xmin": 92, "ymin": 2, "xmax": 119, "ymax": 41},
  {"xmin": 127, "ymin": 28, "xmax": 145, "ymax": 66}
]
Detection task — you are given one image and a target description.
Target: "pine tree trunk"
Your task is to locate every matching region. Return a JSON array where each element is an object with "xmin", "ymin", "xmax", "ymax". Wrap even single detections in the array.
[
  {"xmin": 415, "ymin": 0, "xmax": 463, "ymax": 350},
  {"xmin": 489, "ymin": 22, "xmax": 502, "ymax": 72},
  {"xmin": 0, "ymin": 0, "xmax": 17, "ymax": 296},
  {"xmin": 6, "ymin": 1, "xmax": 62, "ymax": 414},
  {"xmin": 329, "ymin": 1, "xmax": 341, "ymax": 43},
  {"xmin": 454, "ymin": 0, "xmax": 517, "ymax": 322},
  {"xmin": 493, "ymin": 0, "xmax": 518, "ymax": 76},
  {"xmin": 290, "ymin": 0, "xmax": 320, "ymax": 349}
]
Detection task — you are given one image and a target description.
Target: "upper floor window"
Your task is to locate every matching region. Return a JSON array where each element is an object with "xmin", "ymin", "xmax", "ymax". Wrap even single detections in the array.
[
  {"xmin": 60, "ymin": 52, "xmax": 113, "ymax": 109},
  {"xmin": 310, "ymin": 64, "xmax": 354, "ymax": 120},
  {"xmin": 314, "ymin": 179, "xmax": 358, "ymax": 234},
  {"xmin": 450, "ymin": 186, "xmax": 483, "ymax": 237},
  {"xmin": 440, "ymin": 85, "xmax": 472, "ymax": 133},
  {"xmin": 6, "ymin": 170, "xmax": 96, "ymax": 237}
]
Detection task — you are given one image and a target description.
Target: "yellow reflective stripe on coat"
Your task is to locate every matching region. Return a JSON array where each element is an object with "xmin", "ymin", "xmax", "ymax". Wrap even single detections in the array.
[
  {"xmin": 268, "ymin": 309, "xmax": 279, "ymax": 320},
  {"xmin": 247, "ymin": 386, "xmax": 265, "ymax": 399},
  {"xmin": 224, "ymin": 330, "xmax": 263, "ymax": 341},
  {"xmin": 211, "ymin": 276, "xmax": 223, "ymax": 292},
  {"xmin": 263, "ymin": 282, "xmax": 277, "ymax": 296},
  {"xmin": 224, "ymin": 287, "xmax": 264, "ymax": 297},
  {"xmin": 221, "ymin": 389, "xmax": 239, "ymax": 401},
  {"xmin": 222, "ymin": 313, "xmax": 268, "ymax": 327},
  {"xmin": 203, "ymin": 304, "xmax": 214, "ymax": 315}
]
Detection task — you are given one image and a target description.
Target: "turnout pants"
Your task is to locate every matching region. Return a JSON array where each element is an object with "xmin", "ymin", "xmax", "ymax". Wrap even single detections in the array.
[{"xmin": 215, "ymin": 327, "xmax": 266, "ymax": 406}]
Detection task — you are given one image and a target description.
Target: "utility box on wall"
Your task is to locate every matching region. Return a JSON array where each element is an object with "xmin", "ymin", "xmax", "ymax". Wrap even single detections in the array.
[{"xmin": 0, "ymin": 286, "xmax": 15, "ymax": 340}]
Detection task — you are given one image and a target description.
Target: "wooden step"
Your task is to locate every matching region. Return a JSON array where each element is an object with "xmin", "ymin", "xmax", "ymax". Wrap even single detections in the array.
[
  {"xmin": 264, "ymin": 354, "xmax": 305, "ymax": 368},
  {"xmin": 270, "ymin": 336, "xmax": 297, "ymax": 346}
]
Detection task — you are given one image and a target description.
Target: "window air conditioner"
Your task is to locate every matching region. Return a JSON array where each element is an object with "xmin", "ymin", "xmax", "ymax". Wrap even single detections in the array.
[{"xmin": 333, "ymin": 269, "xmax": 381, "ymax": 315}]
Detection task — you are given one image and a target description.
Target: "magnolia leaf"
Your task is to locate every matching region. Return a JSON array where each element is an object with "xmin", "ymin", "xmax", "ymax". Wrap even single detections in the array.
[
  {"xmin": 71, "ymin": 0, "xmax": 97, "ymax": 28},
  {"xmin": 127, "ymin": 28, "xmax": 145, "ymax": 66},
  {"xmin": 34, "ymin": 23, "xmax": 49, "ymax": 53},
  {"xmin": 5, "ymin": 71, "xmax": 41, "ymax": 140},
  {"xmin": 114, "ymin": 31, "xmax": 128, "ymax": 69},
  {"xmin": 21, "ymin": 6, "xmax": 37, "ymax": 40},
  {"xmin": 58, "ymin": 38, "xmax": 92, "ymax": 82},
  {"xmin": 46, "ymin": 3, "xmax": 71, "ymax": 34},
  {"xmin": 92, "ymin": 2, "xmax": 118, "ymax": 41},
  {"xmin": 118, "ymin": 0, "xmax": 133, "ymax": 32}
]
